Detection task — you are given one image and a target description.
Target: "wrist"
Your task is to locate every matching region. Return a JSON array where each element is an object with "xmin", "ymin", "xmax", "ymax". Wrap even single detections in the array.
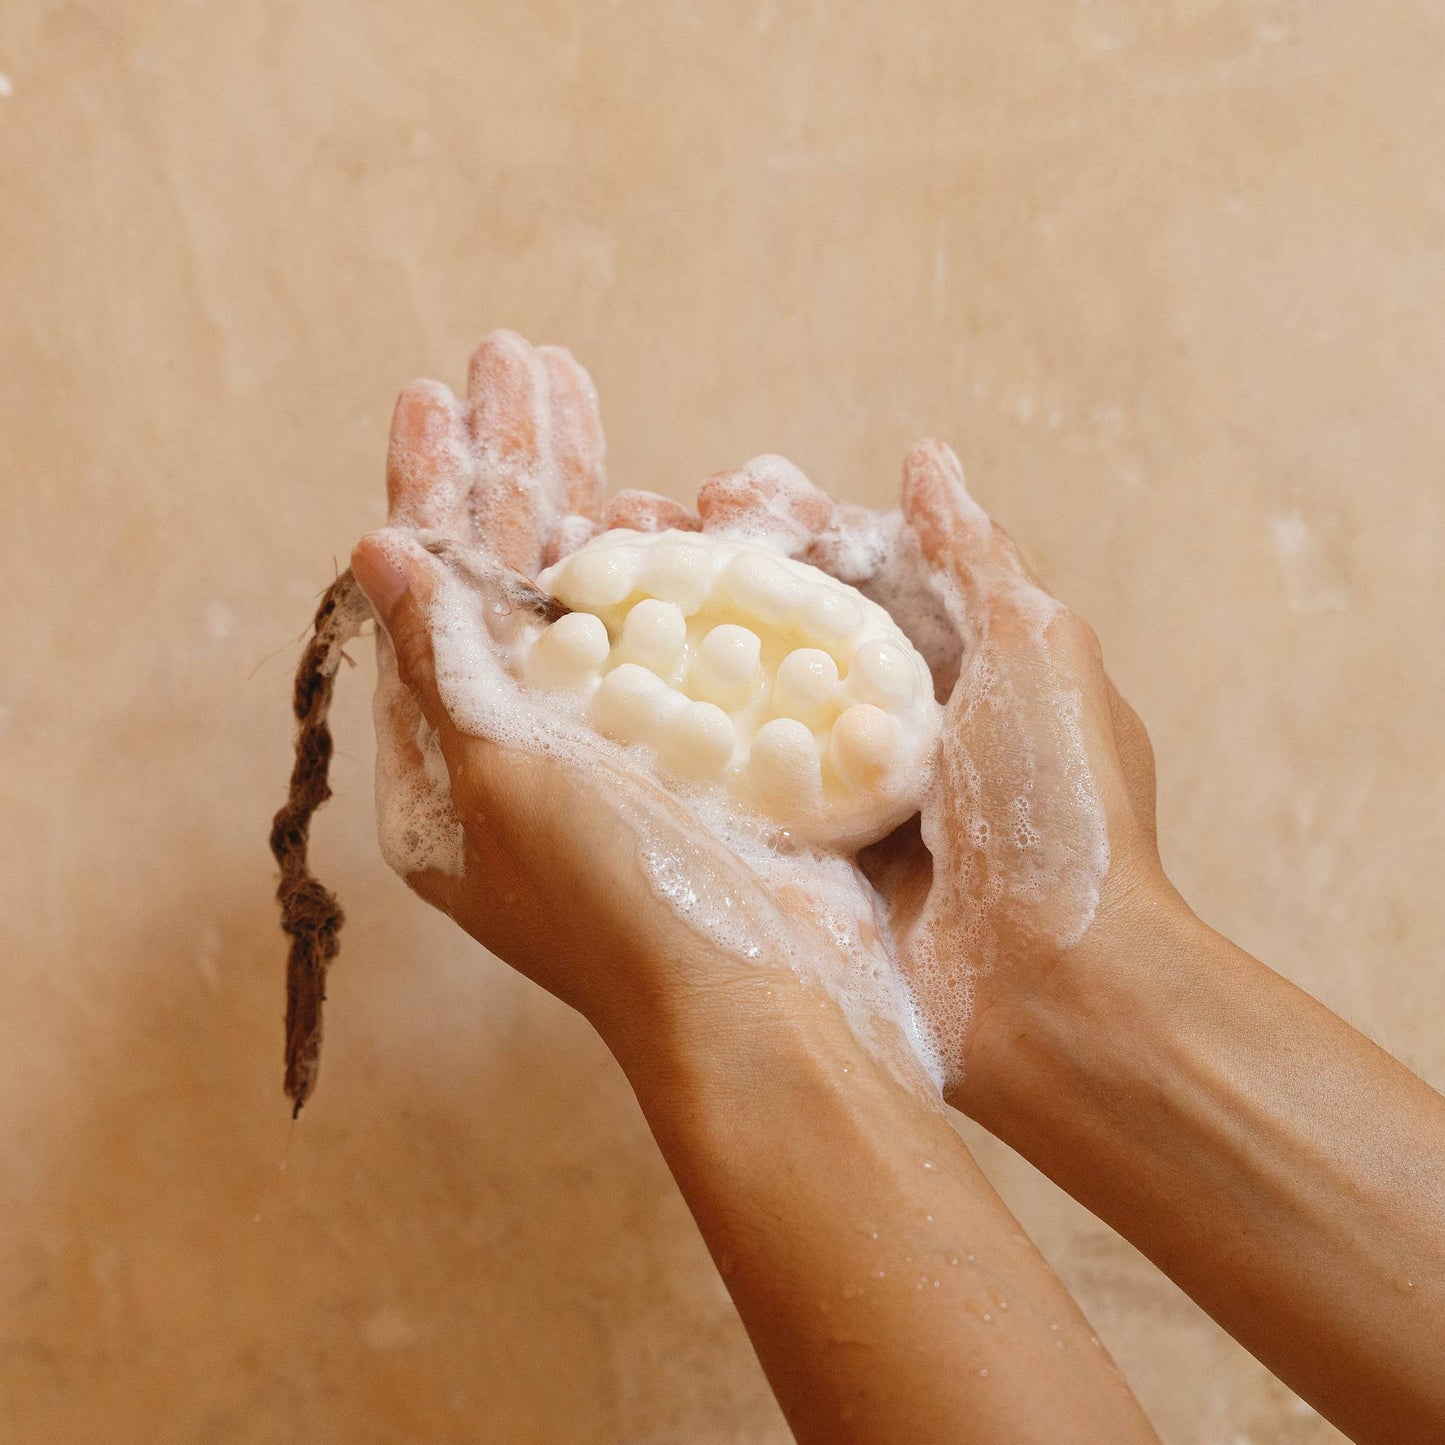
[
  {"xmin": 955, "ymin": 872, "xmax": 1222, "ymax": 1126},
  {"xmin": 602, "ymin": 954, "xmax": 934, "ymax": 1134}
]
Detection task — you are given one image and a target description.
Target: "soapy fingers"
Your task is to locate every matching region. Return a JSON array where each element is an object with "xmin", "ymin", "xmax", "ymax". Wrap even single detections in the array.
[
  {"xmin": 537, "ymin": 343, "xmax": 606, "ymax": 520},
  {"xmin": 386, "ymin": 331, "xmax": 607, "ymax": 578},
  {"xmin": 900, "ymin": 439, "xmax": 1042, "ymax": 615},
  {"xmin": 697, "ymin": 454, "xmax": 879, "ymax": 582},
  {"xmin": 465, "ymin": 330, "xmax": 561, "ymax": 574},
  {"xmin": 698, "ymin": 454, "xmax": 837, "ymax": 549},
  {"xmin": 604, "ymin": 489, "xmax": 702, "ymax": 533},
  {"xmin": 386, "ymin": 381, "xmax": 474, "ymax": 536},
  {"xmin": 902, "ymin": 440, "xmax": 1158, "ymax": 841}
]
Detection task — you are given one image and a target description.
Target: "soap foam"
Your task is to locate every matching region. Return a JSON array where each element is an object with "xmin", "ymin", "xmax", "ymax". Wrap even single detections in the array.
[
  {"xmin": 620, "ymin": 784, "xmax": 944, "ymax": 1088},
  {"xmin": 372, "ymin": 626, "xmax": 465, "ymax": 878},
  {"xmin": 882, "ymin": 521, "xmax": 1110, "ymax": 1081}
]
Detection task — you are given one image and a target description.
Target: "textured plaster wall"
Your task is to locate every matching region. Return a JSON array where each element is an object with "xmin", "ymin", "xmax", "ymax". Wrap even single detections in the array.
[{"xmin": 3, "ymin": 3, "xmax": 1442, "ymax": 1441}]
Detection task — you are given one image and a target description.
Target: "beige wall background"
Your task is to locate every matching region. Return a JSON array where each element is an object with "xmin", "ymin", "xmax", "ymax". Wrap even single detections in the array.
[{"xmin": 3, "ymin": 2, "xmax": 1442, "ymax": 1441}]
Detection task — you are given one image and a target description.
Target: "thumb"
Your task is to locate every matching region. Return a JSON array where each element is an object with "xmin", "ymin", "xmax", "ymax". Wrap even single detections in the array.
[
  {"xmin": 900, "ymin": 440, "xmax": 990, "ymax": 588},
  {"xmin": 351, "ymin": 528, "xmax": 457, "ymax": 743}
]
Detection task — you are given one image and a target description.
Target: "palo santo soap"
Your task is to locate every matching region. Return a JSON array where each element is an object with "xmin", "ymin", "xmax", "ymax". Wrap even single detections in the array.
[{"xmin": 522, "ymin": 529, "xmax": 943, "ymax": 848}]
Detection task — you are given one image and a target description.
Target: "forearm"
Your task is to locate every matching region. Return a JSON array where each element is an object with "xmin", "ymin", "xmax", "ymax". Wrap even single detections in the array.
[
  {"xmin": 610, "ymin": 968, "xmax": 1159, "ymax": 1445},
  {"xmin": 963, "ymin": 894, "xmax": 1445, "ymax": 1444}
]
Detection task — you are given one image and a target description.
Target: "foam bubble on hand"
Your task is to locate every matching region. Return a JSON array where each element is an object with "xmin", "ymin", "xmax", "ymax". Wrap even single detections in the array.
[{"xmin": 372, "ymin": 627, "xmax": 464, "ymax": 878}]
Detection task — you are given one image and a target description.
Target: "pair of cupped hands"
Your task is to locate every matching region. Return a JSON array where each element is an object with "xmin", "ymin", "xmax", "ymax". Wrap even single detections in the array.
[{"xmin": 351, "ymin": 331, "xmax": 1164, "ymax": 1100}]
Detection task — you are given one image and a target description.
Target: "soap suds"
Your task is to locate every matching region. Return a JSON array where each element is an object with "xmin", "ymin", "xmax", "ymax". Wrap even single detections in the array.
[
  {"xmin": 372, "ymin": 627, "xmax": 465, "ymax": 879},
  {"xmin": 899, "ymin": 513, "xmax": 1110, "ymax": 1077}
]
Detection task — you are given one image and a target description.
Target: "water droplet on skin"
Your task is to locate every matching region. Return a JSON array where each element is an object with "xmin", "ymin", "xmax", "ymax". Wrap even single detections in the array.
[
  {"xmin": 967, "ymin": 1254, "xmax": 975, "ymax": 1263},
  {"xmin": 979, "ymin": 1368, "xmax": 990, "ymax": 1378},
  {"xmin": 1090, "ymin": 1336, "xmax": 1100, "ymax": 1347},
  {"xmin": 983, "ymin": 1313, "xmax": 992, "ymax": 1323},
  {"xmin": 870, "ymin": 1232, "xmax": 879, "ymax": 1241},
  {"xmin": 999, "ymin": 1301, "xmax": 1009, "ymax": 1311},
  {"xmin": 872, "ymin": 1269, "xmax": 887, "ymax": 1280},
  {"xmin": 925, "ymin": 1214, "xmax": 933, "ymax": 1223},
  {"xmin": 920, "ymin": 1158, "xmax": 936, "ymax": 1171},
  {"xmin": 1049, "ymin": 1323, "xmax": 1060, "ymax": 1332},
  {"xmin": 948, "ymin": 1255, "xmax": 959, "ymax": 1266}
]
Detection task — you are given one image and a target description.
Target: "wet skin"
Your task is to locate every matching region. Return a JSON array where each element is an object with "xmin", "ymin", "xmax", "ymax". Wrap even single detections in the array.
[{"xmin": 353, "ymin": 330, "xmax": 1444, "ymax": 1445}]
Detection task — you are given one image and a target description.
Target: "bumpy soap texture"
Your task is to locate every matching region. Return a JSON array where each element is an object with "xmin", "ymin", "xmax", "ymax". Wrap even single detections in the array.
[{"xmin": 523, "ymin": 529, "xmax": 943, "ymax": 848}]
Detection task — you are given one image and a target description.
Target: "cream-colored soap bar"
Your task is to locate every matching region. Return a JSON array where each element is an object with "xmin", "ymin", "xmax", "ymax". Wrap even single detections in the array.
[{"xmin": 523, "ymin": 529, "xmax": 942, "ymax": 848}]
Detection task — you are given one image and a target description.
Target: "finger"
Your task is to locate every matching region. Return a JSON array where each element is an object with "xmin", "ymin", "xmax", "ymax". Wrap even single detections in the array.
[
  {"xmin": 901, "ymin": 440, "xmax": 1057, "ymax": 642},
  {"xmin": 466, "ymin": 329, "xmax": 545, "ymax": 468},
  {"xmin": 900, "ymin": 440, "xmax": 993, "ymax": 588},
  {"xmin": 372, "ymin": 624, "xmax": 466, "ymax": 920},
  {"xmin": 900, "ymin": 439, "xmax": 1047, "ymax": 586},
  {"xmin": 697, "ymin": 454, "xmax": 837, "ymax": 555},
  {"xmin": 694, "ymin": 454, "xmax": 893, "ymax": 593},
  {"xmin": 537, "ymin": 344, "xmax": 606, "ymax": 520},
  {"xmin": 466, "ymin": 330, "xmax": 550, "ymax": 575},
  {"xmin": 386, "ymin": 380, "xmax": 473, "ymax": 535},
  {"xmin": 351, "ymin": 529, "xmax": 457, "ymax": 743},
  {"xmin": 603, "ymin": 489, "xmax": 702, "ymax": 533}
]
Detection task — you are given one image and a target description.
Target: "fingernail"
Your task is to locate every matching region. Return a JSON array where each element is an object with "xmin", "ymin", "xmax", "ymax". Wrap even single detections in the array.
[{"xmin": 352, "ymin": 540, "xmax": 409, "ymax": 624}]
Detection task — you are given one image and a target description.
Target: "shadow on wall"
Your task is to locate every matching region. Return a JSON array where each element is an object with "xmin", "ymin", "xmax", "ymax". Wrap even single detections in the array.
[{"xmin": 1, "ymin": 874, "xmax": 780, "ymax": 1444}]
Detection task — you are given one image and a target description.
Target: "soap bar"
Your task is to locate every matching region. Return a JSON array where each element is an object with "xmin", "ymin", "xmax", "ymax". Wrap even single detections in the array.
[{"xmin": 522, "ymin": 529, "xmax": 942, "ymax": 848}]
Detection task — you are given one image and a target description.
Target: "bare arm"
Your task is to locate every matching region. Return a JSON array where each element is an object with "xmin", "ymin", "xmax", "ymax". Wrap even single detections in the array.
[
  {"xmin": 962, "ymin": 893, "xmax": 1445, "ymax": 1445},
  {"xmin": 610, "ymin": 973, "xmax": 1159, "ymax": 1445},
  {"xmin": 702, "ymin": 438, "xmax": 1445, "ymax": 1439},
  {"xmin": 826, "ymin": 438, "xmax": 1445, "ymax": 1444},
  {"xmin": 349, "ymin": 334, "xmax": 1162, "ymax": 1445}
]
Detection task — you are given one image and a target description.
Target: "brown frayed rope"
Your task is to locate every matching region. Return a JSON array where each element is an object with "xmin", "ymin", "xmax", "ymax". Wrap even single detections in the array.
[
  {"xmin": 270, "ymin": 543, "xmax": 566, "ymax": 1115},
  {"xmin": 270, "ymin": 569, "xmax": 370, "ymax": 1116},
  {"xmin": 420, "ymin": 535, "xmax": 570, "ymax": 622}
]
